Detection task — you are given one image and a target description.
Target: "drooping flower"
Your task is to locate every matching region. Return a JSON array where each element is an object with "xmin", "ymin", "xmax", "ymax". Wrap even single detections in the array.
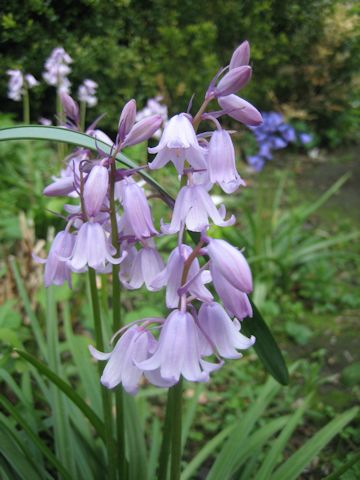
[
  {"xmin": 83, "ymin": 165, "xmax": 109, "ymax": 217},
  {"xmin": 198, "ymin": 302, "xmax": 255, "ymax": 358},
  {"xmin": 206, "ymin": 238, "xmax": 252, "ymax": 293},
  {"xmin": 151, "ymin": 244, "xmax": 213, "ymax": 308},
  {"xmin": 207, "ymin": 129, "xmax": 245, "ymax": 193},
  {"xmin": 67, "ymin": 221, "xmax": 124, "ymax": 272},
  {"xmin": 212, "ymin": 271, "xmax": 253, "ymax": 320},
  {"xmin": 163, "ymin": 184, "xmax": 235, "ymax": 233},
  {"xmin": 148, "ymin": 114, "xmax": 206, "ymax": 174},
  {"xmin": 34, "ymin": 230, "xmax": 75, "ymax": 288},
  {"xmin": 120, "ymin": 239, "xmax": 164, "ymax": 290},
  {"xmin": 117, "ymin": 177, "xmax": 157, "ymax": 239},
  {"xmin": 78, "ymin": 79, "xmax": 98, "ymax": 107},
  {"xmin": 137, "ymin": 310, "xmax": 219, "ymax": 383},
  {"xmin": 89, "ymin": 325, "xmax": 173, "ymax": 394}
]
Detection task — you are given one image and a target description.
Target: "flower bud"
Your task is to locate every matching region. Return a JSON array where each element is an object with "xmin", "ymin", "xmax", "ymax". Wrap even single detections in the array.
[
  {"xmin": 60, "ymin": 91, "xmax": 79, "ymax": 124},
  {"xmin": 122, "ymin": 115, "xmax": 163, "ymax": 148},
  {"xmin": 218, "ymin": 94, "xmax": 263, "ymax": 126},
  {"xmin": 83, "ymin": 165, "xmax": 109, "ymax": 217},
  {"xmin": 118, "ymin": 99, "xmax": 137, "ymax": 143},
  {"xmin": 215, "ymin": 66, "xmax": 252, "ymax": 98},
  {"xmin": 229, "ymin": 41, "xmax": 250, "ymax": 70}
]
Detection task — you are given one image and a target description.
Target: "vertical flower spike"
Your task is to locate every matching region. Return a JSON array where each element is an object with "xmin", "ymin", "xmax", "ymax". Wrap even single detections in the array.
[
  {"xmin": 150, "ymin": 244, "xmax": 213, "ymax": 308},
  {"xmin": 148, "ymin": 114, "xmax": 206, "ymax": 174},
  {"xmin": 163, "ymin": 185, "xmax": 235, "ymax": 233},
  {"xmin": 207, "ymin": 129, "xmax": 245, "ymax": 193},
  {"xmin": 78, "ymin": 79, "xmax": 98, "ymax": 107},
  {"xmin": 118, "ymin": 177, "xmax": 158, "ymax": 239},
  {"xmin": 83, "ymin": 165, "xmax": 109, "ymax": 217},
  {"xmin": 207, "ymin": 238, "xmax": 253, "ymax": 293},
  {"xmin": 198, "ymin": 302, "xmax": 255, "ymax": 358},
  {"xmin": 137, "ymin": 310, "xmax": 216, "ymax": 383}
]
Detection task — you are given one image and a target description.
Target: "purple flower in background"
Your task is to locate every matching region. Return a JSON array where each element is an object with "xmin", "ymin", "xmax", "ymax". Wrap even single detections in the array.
[
  {"xmin": 78, "ymin": 79, "xmax": 98, "ymax": 107},
  {"xmin": 198, "ymin": 302, "xmax": 255, "ymax": 358},
  {"xmin": 138, "ymin": 310, "xmax": 218, "ymax": 383},
  {"xmin": 43, "ymin": 47, "xmax": 72, "ymax": 93},
  {"xmin": 34, "ymin": 230, "xmax": 75, "ymax": 288},
  {"xmin": 247, "ymin": 111, "xmax": 313, "ymax": 171},
  {"xmin": 163, "ymin": 184, "xmax": 235, "ymax": 233},
  {"xmin": 148, "ymin": 114, "xmax": 206, "ymax": 174},
  {"xmin": 136, "ymin": 96, "xmax": 168, "ymax": 139},
  {"xmin": 7, "ymin": 70, "xmax": 38, "ymax": 101},
  {"xmin": 207, "ymin": 129, "xmax": 245, "ymax": 193},
  {"xmin": 151, "ymin": 244, "xmax": 213, "ymax": 308}
]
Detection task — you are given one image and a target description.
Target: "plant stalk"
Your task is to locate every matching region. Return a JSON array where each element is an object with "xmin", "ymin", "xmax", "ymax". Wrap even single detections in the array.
[
  {"xmin": 22, "ymin": 87, "xmax": 30, "ymax": 124},
  {"xmin": 170, "ymin": 379, "xmax": 183, "ymax": 480},
  {"xmin": 88, "ymin": 268, "xmax": 117, "ymax": 480}
]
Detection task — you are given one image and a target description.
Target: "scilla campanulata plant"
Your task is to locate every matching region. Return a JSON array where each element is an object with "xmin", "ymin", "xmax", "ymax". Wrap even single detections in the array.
[{"xmin": 37, "ymin": 40, "xmax": 263, "ymax": 479}]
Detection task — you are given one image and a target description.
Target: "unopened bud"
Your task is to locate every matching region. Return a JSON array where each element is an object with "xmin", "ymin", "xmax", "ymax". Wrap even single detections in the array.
[
  {"xmin": 229, "ymin": 41, "xmax": 250, "ymax": 70},
  {"xmin": 215, "ymin": 66, "xmax": 252, "ymax": 98}
]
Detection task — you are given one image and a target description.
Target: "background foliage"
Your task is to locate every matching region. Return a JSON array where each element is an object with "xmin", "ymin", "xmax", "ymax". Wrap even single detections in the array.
[{"xmin": 1, "ymin": 0, "xmax": 359, "ymax": 145}]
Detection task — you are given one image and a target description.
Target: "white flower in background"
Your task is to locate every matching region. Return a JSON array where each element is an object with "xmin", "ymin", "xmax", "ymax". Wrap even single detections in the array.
[
  {"xmin": 43, "ymin": 47, "xmax": 72, "ymax": 93},
  {"xmin": 6, "ymin": 70, "xmax": 39, "ymax": 101},
  {"xmin": 78, "ymin": 79, "xmax": 98, "ymax": 107},
  {"xmin": 136, "ymin": 96, "xmax": 168, "ymax": 139}
]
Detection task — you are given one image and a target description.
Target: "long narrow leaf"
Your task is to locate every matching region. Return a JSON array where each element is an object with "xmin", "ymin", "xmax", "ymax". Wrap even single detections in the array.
[
  {"xmin": 0, "ymin": 125, "xmax": 173, "ymax": 203},
  {"xmin": 14, "ymin": 349, "xmax": 106, "ymax": 440},
  {"xmin": 242, "ymin": 299, "xmax": 289, "ymax": 385},
  {"xmin": 271, "ymin": 406, "xmax": 359, "ymax": 480},
  {"xmin": 256, "ymin": 395, "xmax": 312, "ymax": 480},
  {"xmin": 0, "ymin": 397, "xmax": 72, "ymax": 480},
  {"xmin": 124, "ymin": 393, "xmax": 148, "ymax": 480}
]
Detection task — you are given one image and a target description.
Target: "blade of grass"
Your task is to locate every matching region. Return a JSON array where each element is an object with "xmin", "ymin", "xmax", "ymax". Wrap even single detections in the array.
[
  {"xmin": 14, "ymin": 349, "xmax": 106, "ymax": 440},
  {"xmin": 271, "ymin": 406, "xmax": 359, "ymax": 480},
  {"xmin": 0, "ymin": 397, "xmax": 73, "ymax": 480}
]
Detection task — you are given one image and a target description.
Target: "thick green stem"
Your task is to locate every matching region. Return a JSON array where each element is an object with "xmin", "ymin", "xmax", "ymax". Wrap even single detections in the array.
[
  {"xmin": 80, "ymin": 101, "xmax": 87, "ymax": 132},
  {"xmin": 170, "ymin": 379, "xmax": 183, "ymax": 480},
  {"xmin": 88, "ymin": 268, "xmax": 117, "ymax": 480},
  {"xmin": 109, "ymin": 157, "xmax": 126, "ymax": 478},
  {"xmin": 158, "ymin": 388, "xmax": 174, "ymax": 480},
  {"xmin": 56, "ymin": 90, "xmax": 66, "ymax": 162},
  {"xmin": 22, "ymin": 87, "xmax": 30, "ymax": 124}
]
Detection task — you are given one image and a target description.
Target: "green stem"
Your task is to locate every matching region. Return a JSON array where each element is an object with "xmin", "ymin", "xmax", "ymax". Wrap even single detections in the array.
[
  {"xmin": 88, "ymin": 268, "xmax": 117, "ymax": 480},
  {"xmin": 22, "ymin": 87, "xmax": 30, "ymax": 124},
  {"xmin": 56, "ymin": 89, "xmax": 66, "ymax": 162},
  {"xmin": 170, "ymin": 379, "xmax": 183, "ymax": 480},
  {"xmin": 109, "ymin": 156, "xmax": 126, "ymax": 478},
  {"xmin": 158, "ymin": 388, "xmax": 174, "ymax": 480},
  {"xmin": 80, "ymin": 101, "xmax": 87, "ymax": 132}
]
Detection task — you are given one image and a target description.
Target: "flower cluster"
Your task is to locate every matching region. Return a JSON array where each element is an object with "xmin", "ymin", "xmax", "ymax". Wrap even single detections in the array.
[
  {"xmin": 43, "ymin": 47, "xmax": 73, "ymax": 93},
  {"xmin": 37, "ymin": 40, "xmax": 261, "ymax": 394},
  {"xmin": 6, "ymin": 70, "xmax": 38, "ymax": 101},
  {"xmin": 78, "ymin": 79, "xmax": 98, "ymax": 107},
  {"xmin": 247, "ymin": 111, "xmax": 313, "ymax": 171}
]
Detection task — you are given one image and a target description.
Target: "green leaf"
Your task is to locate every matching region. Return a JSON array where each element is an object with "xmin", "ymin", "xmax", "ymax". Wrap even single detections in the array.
[
  {"xmin": 124, "ymin": 393, "xmax": 148, "ymax": 480},
  {"xmin": 0, "ymin": 125, "xmax": 173, "ymax": 204},
  {"xmin": 0, "ymin": 397, "xmax": 72, "ymax": 480},
  {"xmin": 14, "ymin": 349, "xmax": 106, "ymax": 441},
  {"xmin": 0, "ymin": 421, "xmax": 43, "ymax": 480},
  {"xmin": 242, "ymin": 299, "xmax": 289, "ymax": 385},
  {"xmin": 271, "ymin": 406, "xmax": 359, "ymax": 480},
  {"xmin": 207, "ymin": 375, "xmax": 283, "ymax": 480},
  {"xmin": 256, "ymin": 395, "xmax": 312, "ymax": 480}
]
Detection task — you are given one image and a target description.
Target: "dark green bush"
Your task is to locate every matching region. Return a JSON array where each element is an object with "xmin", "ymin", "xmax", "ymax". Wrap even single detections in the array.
[{"xmin": 0, "ymin": 0, "xmax": 358, "ymax": 144}]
